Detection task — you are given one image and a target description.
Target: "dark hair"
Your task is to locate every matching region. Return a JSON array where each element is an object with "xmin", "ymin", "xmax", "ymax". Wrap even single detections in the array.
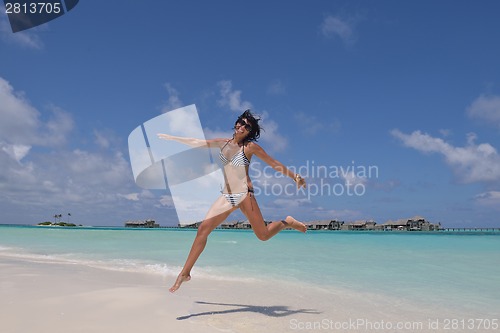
[{"xmin": 235, "ymin": 109, "xmax": 261, "ymax": 142}]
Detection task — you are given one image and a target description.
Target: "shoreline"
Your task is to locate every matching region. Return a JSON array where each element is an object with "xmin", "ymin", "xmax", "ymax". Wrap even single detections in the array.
[
  {"xmin": 1, "ymin": 254, "xmax": 494, "ymax": 333},
  {"xmin": 3, "ymin": 223, "xmax": 500, "ymax": 233}
]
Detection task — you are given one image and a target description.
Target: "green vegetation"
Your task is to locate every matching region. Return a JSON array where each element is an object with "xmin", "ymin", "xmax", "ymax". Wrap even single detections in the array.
[{"xmin": 38, "ymin": 221, "xmax": 53, "ymax": 226}]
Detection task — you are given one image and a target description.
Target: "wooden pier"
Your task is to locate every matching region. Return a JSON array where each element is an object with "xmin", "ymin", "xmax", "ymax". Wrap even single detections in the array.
[{"xmin": 443, "ymin": 228, "xmax": 500, "ymax": 232}]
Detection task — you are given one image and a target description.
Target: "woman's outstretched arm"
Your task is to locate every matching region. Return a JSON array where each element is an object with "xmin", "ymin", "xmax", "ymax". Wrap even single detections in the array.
[{"xmin": 157, "ymin": 133, "xmax": 226, "ymax": 148}]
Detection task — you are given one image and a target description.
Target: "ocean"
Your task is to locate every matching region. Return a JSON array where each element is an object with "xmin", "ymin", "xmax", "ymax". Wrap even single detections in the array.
[{"xmin": 1, "ymin": 224, "xmax": 499, "ymax": 318}]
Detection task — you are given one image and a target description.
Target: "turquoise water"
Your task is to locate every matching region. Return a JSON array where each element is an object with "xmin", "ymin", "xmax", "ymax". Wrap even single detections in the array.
[{"xmin": 1, "ymin": 225, "xmax": 499, "ymax": 316}]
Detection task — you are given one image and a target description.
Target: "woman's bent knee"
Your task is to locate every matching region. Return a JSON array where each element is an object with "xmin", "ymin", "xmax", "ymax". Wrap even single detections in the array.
[
  {"xmin": 197, "ymin": 223, "xmax": 213, "ymax": 238},
  {"xmin": 255, "ymin": 232, "xmax": 270, "ymax": 241}
]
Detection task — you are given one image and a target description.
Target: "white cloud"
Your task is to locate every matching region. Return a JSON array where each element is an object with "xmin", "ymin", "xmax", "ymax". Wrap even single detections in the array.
[
  {"xmin": 311, "ymin": 207, "xmax": 363, "ymax": 221},
  {"xmin": 321, "ymin": 15, "xmax": 355, "ymax": 44},
  {"xmin": 158, "ymin": 194, "xmax": 175, "ymax": 208},
  {"xmin": 217, "ymin": 80, "xmax": 252, "ymax": 112},
  {"xmin": 293, "ymin": 112, "xmax": 341, "ymax": 136},
  {"xmin": 203, "ymin": 127, "xmax": 232, "ymax": 140},
  {"xmin": 474, "ymin": 191, "xmax": 500, "ymax": 209},
  {"xmin": 0, "ymin": 149, "xmax": 38, "ymax": 195},
  {"xmin": 341, "ymin": 170, "xmax": 367, "ymax": 188},
  {"xmin": 94, "ymin": 130, "xmax": 111, "ymax": 149},
  {"xmin": 0, "ymin": 141, "xmax": 147, "ymax": 217},
  {"xmin": 0, "ymin": 15, "xmax": 43, "ymax": 49},
  {"xmin": 42, "ymin": 105, "xmax": 74, "ymax": 146},
  {"xmin": 0, "ymin": 77, "xmax": 40, "ymax": 144},
  {"xmin": 119, "ymin": 193, "xmax": 140, "ymax": 201},
  {"xmin": 216, "ymin": 81, "xmax": 287, "ymax": 152},
  {"xmin": 258, "ymin": 111, "xmax": 287, "ymax": 152},
  {"xmin": 439, "ymin": 129, "xmax": 452, "ymax": 137},
  {"xmin": 267, "ymin": 80, "xmax": 286, "ymax": 95},
  {"xmin": 0, "ymin": 77, "xmax": 73, "ymax": 150},
  {"xmin": 467, "ymin": 94, "xmax": 500, "ymax": 128},
  {"xmin": 162, "ymin": 83, "xmax": 183, "ymax": 112},
  {"xmin": 0, "ymin": 139, "xmax": 172, "ymax": 226},
  {"xmin": 0, "ymin": 76, "xmax": 164, "ymax": 225},
  {"xmin": 391, "ymin": 129, "xmax": 500, "ymax": 183},
  {"xmin": 0, "ymin": 143, "xmax": 31, "ymax": 163}
]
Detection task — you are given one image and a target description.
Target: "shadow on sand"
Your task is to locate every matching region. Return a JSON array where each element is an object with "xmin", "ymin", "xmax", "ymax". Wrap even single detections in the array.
[{"xmin": 177, "ymin": 301, "xmax": 321, "ymax": 320}]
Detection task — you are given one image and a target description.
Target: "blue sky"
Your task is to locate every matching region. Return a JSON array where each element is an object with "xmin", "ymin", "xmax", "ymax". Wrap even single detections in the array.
[{"xmin": 1, "ymin": 0, "xmax": 500, "ymax": 227}]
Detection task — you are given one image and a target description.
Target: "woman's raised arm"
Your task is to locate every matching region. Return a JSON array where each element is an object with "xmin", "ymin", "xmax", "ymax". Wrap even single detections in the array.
[{"xmin": 157, "ymin": 134, "xmax": 226, "ymax": 148}]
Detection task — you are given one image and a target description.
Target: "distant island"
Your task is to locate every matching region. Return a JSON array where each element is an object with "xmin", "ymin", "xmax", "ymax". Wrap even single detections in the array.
[
  {"xmin": 38, "ymin": 213, "xmax": 80, "ymax": 227},
  {"xmin": 38, "ymin": 221, "xmax": 80, "ymax": 227}
]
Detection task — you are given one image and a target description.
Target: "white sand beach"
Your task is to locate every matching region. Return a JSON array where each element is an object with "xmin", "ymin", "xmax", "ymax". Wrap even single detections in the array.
[{"xmin": 0, "ymin": 254, "xmax": 492, "ymax": 333}]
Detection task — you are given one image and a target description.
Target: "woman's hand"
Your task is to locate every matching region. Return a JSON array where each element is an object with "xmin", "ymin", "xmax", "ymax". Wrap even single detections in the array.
[{"xmin": 294, "ymin": 174, "xmax": 306, "ymax": 189}]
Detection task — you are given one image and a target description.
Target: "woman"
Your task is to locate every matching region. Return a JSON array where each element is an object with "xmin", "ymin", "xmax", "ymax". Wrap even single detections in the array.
[{"xmin": 158, "ymin": 110, "xmax": 307, "ymax": 293}]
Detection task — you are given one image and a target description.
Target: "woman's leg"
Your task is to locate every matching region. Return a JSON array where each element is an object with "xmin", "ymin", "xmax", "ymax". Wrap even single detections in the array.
[
  {"xmin": 169, "ymin": 197, "xmax": 236, "ymax": 293},
  {"xmin": 239, "ymin": 194, "xmax": 307, "ymax": 241}
]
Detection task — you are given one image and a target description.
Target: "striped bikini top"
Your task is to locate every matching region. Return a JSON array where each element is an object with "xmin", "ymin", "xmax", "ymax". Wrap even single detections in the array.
[{"xmin": 219, "ymin": 140, "xmax": 250, "ymax": 167}]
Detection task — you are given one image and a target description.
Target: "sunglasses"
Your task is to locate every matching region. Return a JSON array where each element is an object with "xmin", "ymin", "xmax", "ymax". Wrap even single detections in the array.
[{"xmin": 235, "ymin": 119, "xmax": 252, "ymax": 131}]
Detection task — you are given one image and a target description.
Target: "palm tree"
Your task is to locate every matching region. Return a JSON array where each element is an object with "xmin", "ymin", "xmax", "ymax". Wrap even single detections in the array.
[{"xmin": 68, "ymin": 213, "xmax": 71, "ymax": 223}]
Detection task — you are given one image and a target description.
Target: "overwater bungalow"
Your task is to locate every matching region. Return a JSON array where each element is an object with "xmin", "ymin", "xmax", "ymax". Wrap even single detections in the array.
[
  {"xmin": 178, "ymin": 221, "xmax": 202, "ymax": 228},
  {"xmin": 342, "ymin": 220, "xmax": 377, "ymax": 231},
  {"xmin": 220, "ymin": 220, "xmax": 239, "ymax": 229},
  {"xmin": 382, "ymin": 216, "xmax": 440, "ymax": 231},
  {"xmin": 124, "ymin": 219, "xmax": 159, "ymax": 228},
  {"xmin": 306, "ymin": 220, "xmax": 344, "ymax": 230},
  {"xmin": 306, "ymin": 220, "xmax": 332, "ymax": 230},
  {"xmin": 382, "ymin": 219, "xmax": 408, "ymax": 231},
  {"xmin": 241, "ymin": 220, "xmax": 253, "ymax": 229}
]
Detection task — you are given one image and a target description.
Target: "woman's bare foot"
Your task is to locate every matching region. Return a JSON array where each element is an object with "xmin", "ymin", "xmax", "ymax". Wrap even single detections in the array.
[
  {"xmin": 169, "ymin": 274, "xmax": 191, "ymax": 293},
  {"xmin": 284, "ymin": 216, "xmax": 307, "ymax": 233}
]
